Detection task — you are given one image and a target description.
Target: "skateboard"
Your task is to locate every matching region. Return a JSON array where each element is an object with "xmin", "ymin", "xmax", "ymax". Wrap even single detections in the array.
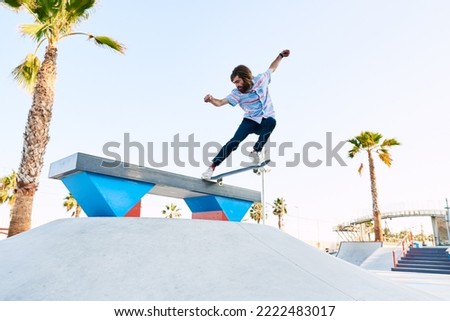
[{"xmin": 204, "ymin": 159, "xmax": 271, "ymax": 185}]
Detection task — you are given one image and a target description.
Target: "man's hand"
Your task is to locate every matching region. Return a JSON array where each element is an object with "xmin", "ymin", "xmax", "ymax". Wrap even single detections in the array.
[
  {"xmin": 280, "ymin": 49, "xmax": 290, "ymax": 58},
  {"xmin": 204, "ymin": 94, "xmax": 213, "ymax": 103},
  {"xmin": 269, "ymin": 49, "xmax": 291, "ymax": 72},
  {"xmin": 204, "ymin": 94, "xmax": 228, "ymax": 107}
]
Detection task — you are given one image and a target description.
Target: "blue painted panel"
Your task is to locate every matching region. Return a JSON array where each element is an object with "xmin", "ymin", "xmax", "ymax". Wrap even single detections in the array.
[
  {"xmin": 184, "ymin": 195, "xmax": 252, "ymax": 222},
  {"xmin": 184, "ymin": 196, "xmax": 221, "ymax": 212},
  {"xmin": 62, "ymin": 172, "xmax": 110, "ymax": 216},
  {"xmin": 62, "ymin": 172, "xmax": 154, "ymax": 217},
  {"xmin": 216, "ymin": 196, "xmax": 253, "ymax": 222},
  {"xmin": 62, "ymin": 172, "xmax": 112, "ymax": 216}
]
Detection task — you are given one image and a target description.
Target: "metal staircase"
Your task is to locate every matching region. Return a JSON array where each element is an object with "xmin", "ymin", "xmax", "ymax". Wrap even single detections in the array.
[{"xmin": 392, "ymin": 247, "xmax": 450, "ymax": 275}]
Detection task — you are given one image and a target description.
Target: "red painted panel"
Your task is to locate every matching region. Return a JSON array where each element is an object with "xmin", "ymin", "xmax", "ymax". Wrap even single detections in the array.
[
  {"xmin": 192, "ymin": 211, "xmax": 228, "ymax": 221},
  {"xmin": 125, "ymin": 201, "xmax": 141, "ymax": 217}
]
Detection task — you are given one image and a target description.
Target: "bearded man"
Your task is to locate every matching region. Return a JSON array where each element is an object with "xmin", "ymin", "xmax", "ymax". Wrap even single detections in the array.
[{"xmin": 202, "ymin": 49, "xmax": 290, "ymax": 179}]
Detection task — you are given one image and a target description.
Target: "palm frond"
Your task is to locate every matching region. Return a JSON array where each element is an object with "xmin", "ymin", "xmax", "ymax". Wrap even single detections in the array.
[
  {"xmin": 356, "ymin": 131, "xmax": 382, "ymax": 149},
  {"xmin": 12, "ymin": 54, "xmax": 41, "ymax": 93},
  {"xmin": 66, "ymin": 0, "xmax": 96, "ymax": 23},
  {"xmin": 347, "ymin": 138, "xmax": 361, "ymax": 146},
  {"xmin": 63, "ymin": 193, "xmax": 82, "ymax": 217},
  {"xmin": 1, "ymin": 171, "xmax": 17, "ymax": 189},
  {"xmin": 378, "ymin": 152, "xmax": 393, "ymax": 167},
  {"xmin": 162, "ymin": 203, "xmax": 181, "ymax": 218},
  {"xmin": 347, "ymin": 137, "xmax": 362, "ymax": 158},
  {"xmin": 349, "ymin": 131, "xmax": 400, "ymax": 168},
  {"xmin": 1, "ymin": 0, "xmax": 23, "ymax": 9},
  {"xmin": 8, "ymin": 193, "xmax": 16, "ymax": 205},
  {"xmin": 348, "ymin": 145, "xmax": 361, "ymax": 158},
  {"xmin": 62, "ymin": 200, "xmax": 75, "ymax": 211},
  {"xmin": 0, "ymin": 190, "xmax": 8, "ymax": 203},
  {"xmin": 249, "ymin": 202, "xmax": 263, "ymax": 222},
  {"xmin": 381, "ymin": 138, "xmax": 400, "ymax": 148},
  {"xmin": 358, "ymin": 163, "xmax": 363, "ymax": 176},
  {"xmin": 31, "ymin": 0, "xmax": 60, "ymax": 23},
  {"xmin": 89, "ymin": 35, "xmax": 126, "ymax": 54},
  {"xmin": 19, "ymin": 22, "xmax": 48, "ymax": 41},
  {"xmin": 272, "ymin": 197, "xmax": 287, "ymax": 216},
  {"xmin": 0, "ymin": 171, "xmax": 17, "ymax": 205}
]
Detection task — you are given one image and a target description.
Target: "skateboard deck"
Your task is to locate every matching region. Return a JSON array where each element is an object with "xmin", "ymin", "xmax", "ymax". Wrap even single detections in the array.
[{"xmin": 204, "ymin": 159, "xmax": 271, "ymax": 185}]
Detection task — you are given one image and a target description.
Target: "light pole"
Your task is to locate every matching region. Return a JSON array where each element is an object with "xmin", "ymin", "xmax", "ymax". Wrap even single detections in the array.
[
  {"xmin": 261, "ymin": 168, "xmax": 266, "ymax": 224},
  {"xmin": 260, "ymin": 166, "xmax": 271, "ymax": 224},
  {"xmin": 445, "ymin": 198, "xmax": 450, "ymax": 244},
  {"xmin": 258, "ymin": 151, "xmax": 270, "ymax": 225}
]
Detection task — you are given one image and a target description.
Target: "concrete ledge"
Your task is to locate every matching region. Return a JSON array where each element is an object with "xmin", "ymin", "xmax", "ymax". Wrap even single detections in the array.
[{"xmin": 49, "ymin": 152, "xmax": 260, "ymax": 202}]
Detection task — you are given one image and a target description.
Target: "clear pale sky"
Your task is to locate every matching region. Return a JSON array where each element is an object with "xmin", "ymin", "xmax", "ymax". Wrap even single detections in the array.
[{"xmin": 1, "ymin": 1, "xmax": 450, "ymax": 244}]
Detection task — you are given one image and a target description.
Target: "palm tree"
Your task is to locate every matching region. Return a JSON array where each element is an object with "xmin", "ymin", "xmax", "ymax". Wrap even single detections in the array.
[
  {"xmin": 272, "ymin": 197, "xmax": 287, "ymax": 230},
  {"xmin": 162, "ymin": 203, "xmax": 181, "ymax": 219},
  {"xmin": 2, "ymin": 0, "xmax": 125, "ymax": 237},
  {"xmin": 0, "ymin": 171, "xmax": 17, "ymax": 236},
  {"xmin": 63, "ymin": 193, "xmax": 81, "ymax": 218},
  {"xmin": 249, "ymin": 202, "xmax": 264, "ymax": 224},
  {"xmin": 347, "ymin": 131, "xmax": 400, "ymax": 241},
  {"xmin": 0, "ymin": 171, "xmax": 17, "ymax": 206}
]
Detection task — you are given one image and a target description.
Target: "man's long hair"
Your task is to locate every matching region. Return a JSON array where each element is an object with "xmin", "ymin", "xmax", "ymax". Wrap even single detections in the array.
[{"xmin": 230, "ymin": 65, "xmax": 253, "ymax": 93}]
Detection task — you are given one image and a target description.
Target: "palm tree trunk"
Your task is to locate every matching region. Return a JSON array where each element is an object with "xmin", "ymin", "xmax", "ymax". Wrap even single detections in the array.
[
  {"xmin": 278, "ymin": 215, "xmax": 283, "ymax": 230},
  {"xmin": 368, "ymin": 151, "xmax": 383, "ymax": 242},
  {"xmin": 8, "ymin": 45, "xmax": 58, "ymax": 237},
  {"xmin": 75, "ymin": 205, "xmax": 81, "ymax": 218}
]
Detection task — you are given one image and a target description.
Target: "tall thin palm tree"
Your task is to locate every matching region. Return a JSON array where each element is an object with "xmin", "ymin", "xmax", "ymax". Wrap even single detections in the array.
[
  {"xmin": 63, "ymin": 193, "xmax": 81, "ymax": 218},
  {"xmin": 347, "ymin": 131, "xmax": 400, "ymax": 242},
  {"xmin": 272, "ymin": 197, "xmax": 287, "ymax": 230},
  {"xmin": 2, "ymin": 0, "xmax": 125, "ymax": 237},
  {"xmin": 162, "ymin": 203, "xmax": 182, "ymax": 219},
  {"xmin": 249, "ymin": 202, "xmax": 263, "ymax": 224}
]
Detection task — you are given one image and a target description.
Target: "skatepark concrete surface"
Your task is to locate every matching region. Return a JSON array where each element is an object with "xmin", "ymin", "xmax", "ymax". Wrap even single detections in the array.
[{"xmin": 0, "ymin": 218, "xmax": 448, "ymax": 301}]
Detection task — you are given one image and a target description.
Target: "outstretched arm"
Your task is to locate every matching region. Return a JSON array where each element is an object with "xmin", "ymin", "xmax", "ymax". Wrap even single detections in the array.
[
  {"xmin": 268, "ymin": 49, "xmax": 290, "ymax": 73},
  {"xmin": 204, "ymin": 94, "xmax": 228, "ymax": 107}
]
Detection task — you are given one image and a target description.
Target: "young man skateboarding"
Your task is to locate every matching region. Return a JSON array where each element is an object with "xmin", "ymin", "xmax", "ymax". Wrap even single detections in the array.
[{"xmin": 202, "ymin": 49, "xmax": 290, "ymax": 180}]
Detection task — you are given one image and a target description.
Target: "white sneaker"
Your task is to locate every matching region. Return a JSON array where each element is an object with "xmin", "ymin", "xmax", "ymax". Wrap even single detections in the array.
[
  {"xmin": 248, "ymin": 150, "xmax": 262, "ymax": 164},
  {"xmin": 201, "ymin": 167, "xmax": 214, "ymax": 180}
]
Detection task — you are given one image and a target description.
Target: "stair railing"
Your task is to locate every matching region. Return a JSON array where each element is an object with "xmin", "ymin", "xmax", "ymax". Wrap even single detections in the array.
[{"xmin": 392, "ymin": 231, "xmax": 414, "ymax": 267}]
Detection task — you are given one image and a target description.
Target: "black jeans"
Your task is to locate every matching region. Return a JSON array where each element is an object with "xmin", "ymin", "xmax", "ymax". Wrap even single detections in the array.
[{"xmin": 212, "ymin": 117, "xmax": 276, "ymax": 166}]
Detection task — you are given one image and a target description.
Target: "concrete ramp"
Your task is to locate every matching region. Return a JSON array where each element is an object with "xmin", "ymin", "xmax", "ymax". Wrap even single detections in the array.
[
  {"xmin": 336, "ymin": 241, "xmax": 383, "ymax": 266},
  {"xmin": 360, "ymin": 247, "xmax": 397, "ymax": 271},
  {"xmin": 0, "ymin": 219, "xmax": 437, "ymax": 300}
]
